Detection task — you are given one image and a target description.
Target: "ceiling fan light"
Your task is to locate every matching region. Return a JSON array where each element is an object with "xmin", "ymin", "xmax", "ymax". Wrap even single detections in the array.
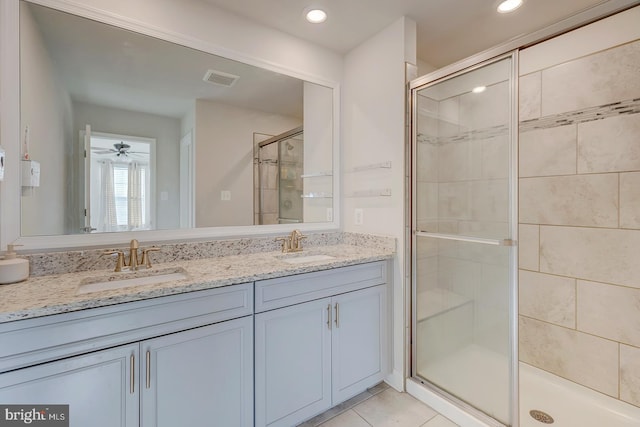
[{"xmin": 497, "ymin": 0, "xmax": 523, "ymax": 13}]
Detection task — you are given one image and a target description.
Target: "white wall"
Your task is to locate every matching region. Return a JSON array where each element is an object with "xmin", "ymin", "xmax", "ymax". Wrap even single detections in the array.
[
  {"xmin": 194, "ymin": 99, "xmax": 300, "ymax": 227},
  {"xmin": 343, "ymin": 16, "xmax": 417, "ymax": 390},
  {"xmin": 72, "ymin": 102, "xmax": 181, "ymax": 230},
  {"xmin": 417, "ymin": 59, "xmax": 437, "ymax": 77},
  {"xmin": 19, "ymin": 2, "xmax": 72, "ymax": 236}
]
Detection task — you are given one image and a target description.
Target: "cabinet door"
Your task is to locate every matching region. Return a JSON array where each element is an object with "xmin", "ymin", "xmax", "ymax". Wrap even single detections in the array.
[
  {"xmin": 255, "ymin": 298, "xmax": 332, "ymax": 427},
  {"xmin": 141, "ymin": 316, "xmax": 253, "ymax": 427},
  {"xmin": 0, "ymin": 344, "xmax": 139, "ymax": 427},
  {"xmin": 331, "ymin": 285, "xmax": 388, "ymax": 404}
]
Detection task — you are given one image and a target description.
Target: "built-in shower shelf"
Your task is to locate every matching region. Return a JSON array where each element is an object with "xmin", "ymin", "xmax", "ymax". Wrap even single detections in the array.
[
  {"xmin": 345, "ymin": 188, "xmax": 392, "ymax": 198},
  {"xmin": 347, "ymin": 161, "xmax": 392, "ymax": 173},
  {"xmin": 300, "ymin": 192, "xmax": 333, "ymax": 198},
  {"xmin": 417, "ymin": 108, "xmax": 463, "ymax": 127},
  {"xmin": 416, "ymin": 288, "xmax": 473, "ymax": 321},
  {"xmin": 300, "ymin": 171, "xmax": 333, "ymax": 178}
]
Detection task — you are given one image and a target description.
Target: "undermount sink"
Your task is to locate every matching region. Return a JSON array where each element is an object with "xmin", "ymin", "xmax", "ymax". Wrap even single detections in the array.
[
  {"xmin": 76, "ymin": 267, "xmax": 188, "ymax": 295},
  {"xmin": 276, "ymin": 253, "xmax": 336, "ymax": 264}
]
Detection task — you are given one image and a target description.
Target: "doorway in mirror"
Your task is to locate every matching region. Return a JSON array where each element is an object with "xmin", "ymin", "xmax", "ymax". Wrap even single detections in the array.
[{"xmin": 84, "ymin": 129, "xmax": 156, "ymax": 233}]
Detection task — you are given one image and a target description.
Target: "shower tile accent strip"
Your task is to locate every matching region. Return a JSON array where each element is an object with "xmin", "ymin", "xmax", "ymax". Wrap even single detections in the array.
[
  {"xmin": 417, "ymin": 97, "xmax": 640, "ymax": 146},
  {"xmin": 519, "ymin": 97, "xmax": 640, "ymax": 132},
  {"xmin": 417, "ymin": 124, "xmax": 509, "ymax": 146}
]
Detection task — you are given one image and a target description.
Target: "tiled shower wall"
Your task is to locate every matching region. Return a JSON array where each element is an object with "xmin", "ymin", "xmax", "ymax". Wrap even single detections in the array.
[{"xmin": 518, "ymin": 35, "xmax": 640, "ymax": 407}]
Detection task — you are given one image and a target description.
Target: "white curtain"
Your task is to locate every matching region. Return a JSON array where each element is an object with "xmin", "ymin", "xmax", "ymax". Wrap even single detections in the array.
[
  {"xmin": 128, "ymin": 162, "xmax": 143, "ymax": 229},
  {"xmin": 99, "ymin": 160, "xmax": 118, "ymax": 232}
]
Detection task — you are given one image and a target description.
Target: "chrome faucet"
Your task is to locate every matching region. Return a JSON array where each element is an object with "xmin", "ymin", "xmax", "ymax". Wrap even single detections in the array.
[{"xmin": 276, "ymin": 229, "xmax": 306, "ymax": 253}]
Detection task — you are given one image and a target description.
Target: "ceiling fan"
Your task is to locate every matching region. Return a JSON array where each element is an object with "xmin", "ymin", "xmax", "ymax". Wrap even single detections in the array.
[{"xmin": 91, "ymin": 142, "xmax": 144, "ymax": 158}]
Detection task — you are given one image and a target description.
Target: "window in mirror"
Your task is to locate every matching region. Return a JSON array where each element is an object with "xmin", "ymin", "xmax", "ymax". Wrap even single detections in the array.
[{"xmin": 86, "ymin": 132, "xmax": 155, "ymax": 233}]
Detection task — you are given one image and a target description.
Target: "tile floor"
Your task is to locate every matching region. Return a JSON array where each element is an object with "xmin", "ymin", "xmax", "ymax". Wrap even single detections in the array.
[{"xmin": 298, "ymin": 383, "xmax": 459, "ymax": 427}]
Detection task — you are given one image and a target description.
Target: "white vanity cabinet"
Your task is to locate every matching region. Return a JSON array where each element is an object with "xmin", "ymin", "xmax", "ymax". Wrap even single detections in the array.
[
  {"xmin": 254, "ymin": 261, "xmax": 389, "ymax": 427},
  {"xmin": 0, "ymin": 344, "xmax": 140, "ymax": 427},
  {"xmin": 0, "ymin": 283, "xmax": 254, "ymax": 427},
  {"xmin": 140, "ymin": 316, "xmax": 253, "ymax": 427}
]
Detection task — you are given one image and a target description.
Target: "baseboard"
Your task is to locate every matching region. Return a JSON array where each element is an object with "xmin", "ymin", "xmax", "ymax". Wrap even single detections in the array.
[{"xmin": 385, "ymin": 369, "xmax": 404, "ymax": 392}]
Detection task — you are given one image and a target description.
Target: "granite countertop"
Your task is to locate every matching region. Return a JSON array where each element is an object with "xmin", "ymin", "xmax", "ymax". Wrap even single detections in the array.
[{"xmin": 0, "ymin": 244, "xmax": 394, "ymax": 323}]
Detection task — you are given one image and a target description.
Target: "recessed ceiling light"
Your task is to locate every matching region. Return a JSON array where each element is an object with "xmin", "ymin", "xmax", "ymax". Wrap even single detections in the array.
[
  {"xmin": 497, "ymin": 0, "xmax": 523, "ymax": 13},
  {"xmin": 306, "ymin": 9, "xmax": 327, "ymax": 24},
  {"xmin": 472, "ymin": 86, "xmax": 487, "ymax": 94}
]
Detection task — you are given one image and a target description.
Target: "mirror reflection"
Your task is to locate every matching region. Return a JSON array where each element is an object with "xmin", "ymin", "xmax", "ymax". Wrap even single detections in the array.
[{"xmin": 19, "ymin": 1, "xmax": 333, "ymax": 237}]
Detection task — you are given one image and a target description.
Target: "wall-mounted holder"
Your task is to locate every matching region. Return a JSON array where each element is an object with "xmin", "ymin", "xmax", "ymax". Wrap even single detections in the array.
[
  {"xmin": 300, "ymin": 171, "xmax": 333, "ymax": 178},
  {"xmin": 21, "ymin": 160, "xmax": 40, "ymax": 187},
  {"xmin": 345, "ymin": 188, "xmax": 392, "ymax": 198},
  {"xmin": 0, "ymin": 147, "xmax": 5, "ymax": 181},
  {"xmin": 347, "ymin": 161, "xmax": 392, "ymax": 173},
  {"xmin": 300, "ymin": 192, "xmax": 332, "ymax": 198}
]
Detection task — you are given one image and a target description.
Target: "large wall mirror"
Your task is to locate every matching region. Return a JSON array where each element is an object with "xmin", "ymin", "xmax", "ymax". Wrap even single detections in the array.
[{"xmin": 8, "ymin": 0, "xmax": 335, "ymax": 247}]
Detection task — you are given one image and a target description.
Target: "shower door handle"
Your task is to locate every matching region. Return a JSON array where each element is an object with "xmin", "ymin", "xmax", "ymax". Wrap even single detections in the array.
[{"xmin": 415, "ymin": 231, "xmax": 515, "ymax": 246}]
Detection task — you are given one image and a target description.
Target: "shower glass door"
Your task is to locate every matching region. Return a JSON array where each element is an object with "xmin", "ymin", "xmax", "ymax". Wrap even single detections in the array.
[{"xmin": 411, "ymin": 54, "xmax": 517, "ymax": 426}]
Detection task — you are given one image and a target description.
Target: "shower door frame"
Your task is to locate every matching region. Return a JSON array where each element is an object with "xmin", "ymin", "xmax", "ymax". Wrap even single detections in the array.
[{"xmin": 409, "ymin": 51, "xmax": 519, "ymax": 427}]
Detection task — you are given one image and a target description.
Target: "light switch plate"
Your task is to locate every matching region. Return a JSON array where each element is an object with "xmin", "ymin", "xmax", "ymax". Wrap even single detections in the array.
[
  {"xmin": 221, "ymin": 190, "xmax": 231, "ymax": 201},
  {"xmin": 354, "ymin": 208, "xmax": 363, "ymax": 225}
]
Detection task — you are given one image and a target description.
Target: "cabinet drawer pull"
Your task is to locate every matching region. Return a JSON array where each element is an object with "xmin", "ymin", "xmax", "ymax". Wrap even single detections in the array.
[
  {"xmin": 335, "ymin": 303, "xmax": 339, "ymax": 328},
  {"xmin": 146, "ymin": 350, "xmax": 151, "ymax": 389},
  {"xmin": 130, "ymin": 354, "xmax": 135, "ymax": 394},
  {"xmin": 326, "ymin": 304, "xmax": 332, "ymax": 330}
]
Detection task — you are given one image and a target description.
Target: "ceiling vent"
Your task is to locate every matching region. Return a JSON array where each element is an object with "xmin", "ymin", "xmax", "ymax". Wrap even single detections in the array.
[{"xmin": 203, "ymin": 69, "xmax": 240, "ymax": 87}]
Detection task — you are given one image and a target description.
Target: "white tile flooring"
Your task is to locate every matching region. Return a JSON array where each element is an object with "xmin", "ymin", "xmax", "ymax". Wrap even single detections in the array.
[{"xmin": 298, "ymin": 383, "xmax": 460, "ymax": 427}]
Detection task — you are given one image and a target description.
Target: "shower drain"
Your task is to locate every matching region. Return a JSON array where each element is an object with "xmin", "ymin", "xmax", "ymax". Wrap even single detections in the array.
[{"xmin": 529, "ymin": 410, "xmax": 554, "ymax": 424}]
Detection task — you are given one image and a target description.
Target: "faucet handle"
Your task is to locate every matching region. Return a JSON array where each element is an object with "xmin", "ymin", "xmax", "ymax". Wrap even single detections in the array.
[
  {"xmin": 102, "ymin": 250, "xmax": 126, "ymax": 272},
  {"xmin": 275, "ymin": 237, "xmax": 291, "ymax": 253},
  {"xmin": 295, "ymin": 234, "xmax": 306, "ymax": 250},
  {"xmin": 140, "ymin": 247, "xmax": 161, "ymax": 269}
]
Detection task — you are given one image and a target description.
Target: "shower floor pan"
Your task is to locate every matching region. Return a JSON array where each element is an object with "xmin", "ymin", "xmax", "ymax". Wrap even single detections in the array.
[
  {"xmin": 520, "ymin": 362, "xmax": 640, "ymax": 427},
  {"xmin": 414, "ymin": 344, "xmax": 640, "ymax": 427}
]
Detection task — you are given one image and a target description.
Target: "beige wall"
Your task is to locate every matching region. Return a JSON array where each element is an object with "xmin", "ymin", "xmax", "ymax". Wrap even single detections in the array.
[
  {"xmin": 20, "ymin": 2, "xmax": 72, "ymax": 236},
  {"xmin": 194, "ymin": 99, "xmax": 300, "ymax": 227},
  {"xmin": 518, "ymin": 6, "xmax": 640, "ymax": 407}
]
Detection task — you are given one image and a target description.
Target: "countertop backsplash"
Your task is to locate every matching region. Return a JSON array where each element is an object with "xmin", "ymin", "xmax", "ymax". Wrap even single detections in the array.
[{"xmin": 24, "ymin": 232, "xmax": 396, "ymax": 277}]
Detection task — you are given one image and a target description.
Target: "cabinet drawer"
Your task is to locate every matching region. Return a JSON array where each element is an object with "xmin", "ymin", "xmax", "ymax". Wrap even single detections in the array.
[
  {"xmin": 255, "ymin": 261, "xmax": 387, "ymax": 313},
  {"xmin": 0, "ymin": 283, "xmax": 253, "ymax": 373}
]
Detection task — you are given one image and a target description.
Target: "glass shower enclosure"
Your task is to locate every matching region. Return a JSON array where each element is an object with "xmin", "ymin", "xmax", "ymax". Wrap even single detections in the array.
[
  {"xmin": 411, "ymin": 53, "xmax": 518, "ymax": 426},
  {"xmin": 255, "ymin": 127, "xmax": 304, "ymax": 225}
]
